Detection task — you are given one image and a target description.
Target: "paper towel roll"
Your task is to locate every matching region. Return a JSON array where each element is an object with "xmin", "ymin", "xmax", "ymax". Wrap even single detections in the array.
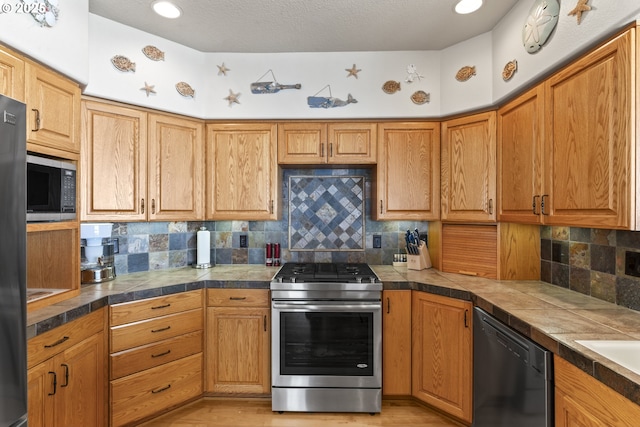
[{"xmin": 196, "ymin": 227, "xmax": 210, "ymax": 266}]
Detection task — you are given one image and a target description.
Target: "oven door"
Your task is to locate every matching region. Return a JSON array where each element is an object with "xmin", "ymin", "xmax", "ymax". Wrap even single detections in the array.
[{"xmin": 272, "ymin": 299, "xmax": 382, "ymax": 389}]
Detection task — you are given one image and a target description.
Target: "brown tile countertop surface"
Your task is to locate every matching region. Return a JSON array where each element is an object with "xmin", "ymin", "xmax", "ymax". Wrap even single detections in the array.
[{"xmin": 27, "ymin": 264, "xmax": 640, "ymax": 406}]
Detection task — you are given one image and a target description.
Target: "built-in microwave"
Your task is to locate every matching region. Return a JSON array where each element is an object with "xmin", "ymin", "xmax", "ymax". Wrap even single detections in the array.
[{"xmin": 26, "ymin": 154, "xmax": 76, "ymax": 222}]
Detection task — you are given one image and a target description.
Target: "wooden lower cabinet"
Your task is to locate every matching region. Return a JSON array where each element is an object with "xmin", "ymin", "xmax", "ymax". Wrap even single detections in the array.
[
  {"xmin": 27, "ymin": 309, "xmax": 106, "ymax": 427},
  {"xmin": 109, "ymin": 291, "xmax": 204, "ymax": 426},
  {"xmin": 382, "ymin": 290, "xmax": 411, "ymax": 396},
  {"xmin": 206, "ymin": 289, "xmax": 270, "ymax": 394},
  {"xmin": 555, "ymin": 355, "xmax": 640, "ymax": 426},
  {"xmin": 411, "ymin": 292, "xmax": 472, "ymax": 424}
]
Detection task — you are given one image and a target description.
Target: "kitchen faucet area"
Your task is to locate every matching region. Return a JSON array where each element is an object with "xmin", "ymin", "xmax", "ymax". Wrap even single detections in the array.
[{"xmin": 4, "ymin": 1, "xmax": 640, "ymax": 426}]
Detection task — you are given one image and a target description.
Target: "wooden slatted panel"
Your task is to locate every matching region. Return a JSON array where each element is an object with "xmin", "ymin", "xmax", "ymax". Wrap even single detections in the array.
[{"xmin": 441, "ymin": 224, "xmax": 497, "ymax": 279}]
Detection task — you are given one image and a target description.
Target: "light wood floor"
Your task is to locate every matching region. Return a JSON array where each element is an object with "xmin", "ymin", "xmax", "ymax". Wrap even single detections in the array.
[{"xmin": 139, "ymin": 398, "xmax": 464, "ymax": 427}]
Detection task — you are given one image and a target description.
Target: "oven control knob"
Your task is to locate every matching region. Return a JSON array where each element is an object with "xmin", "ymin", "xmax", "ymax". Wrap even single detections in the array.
[
  {"xmin": 291, "ymin": 277, "xmax": 296, "ymax": 283},
  {"xmin": 356, "ymin": 277, "xmax": 362, "ymax": 283},
  {"xmin": 278, "ymin": 277, "xmax": 283, "ymax": 283},
  {"xmin": 370, "ymin": 277, "xmax": 376, "ymax": 283}
]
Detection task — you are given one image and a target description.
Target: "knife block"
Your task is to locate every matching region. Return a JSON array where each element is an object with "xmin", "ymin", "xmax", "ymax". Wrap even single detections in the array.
[{"xmin": 407, "ymin": 241, "xmax": 432, "ymax": 270}]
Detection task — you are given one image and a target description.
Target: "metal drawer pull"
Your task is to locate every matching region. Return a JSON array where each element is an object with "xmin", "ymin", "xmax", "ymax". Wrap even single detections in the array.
[
  {"xmin": 151, "ymin": 326, "xmax": 171, "ymax": 333},
  {"xmin": 151, "ymin": 303, "xmax": 171, "ymax": 310},
  {"xmin": 32, "ymin": 108, "xmax": 40, "ymax": 131},
  {"xmin": 44, "ymin": 336, "xmax": 69, "ymax": 348},
  {"xmin": 151, "ymin": 350, "xmax": 171, "ymax": 358},
  {"xmin": 48, "ymin": 371, "xmax": 57, "ymax": 396},
  {"xmin": 229, "ymin": 297, "xmax": 247, "ymax": 301},
  {"xmin": 60, "ymin": 364, "xmax": 69, "ymax": 387},
  {"xmin": 151, "ymin": 384, "xmax": 171, "ymax": 394}
]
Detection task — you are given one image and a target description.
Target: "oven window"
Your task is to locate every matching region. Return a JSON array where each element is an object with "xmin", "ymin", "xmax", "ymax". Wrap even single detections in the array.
[{"xmin": 280, "ymin": 311, "xmax": 374, "ymax": 376}]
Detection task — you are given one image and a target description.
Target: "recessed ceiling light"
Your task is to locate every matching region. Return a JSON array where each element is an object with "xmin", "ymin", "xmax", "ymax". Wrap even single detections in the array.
[
  {"xmin": 455, "ymin": 0, "xmax": 483, "ymax": 14},
  {"xmin": 152, "ymin": 1, "xmax": 182, "ymax": 19}
]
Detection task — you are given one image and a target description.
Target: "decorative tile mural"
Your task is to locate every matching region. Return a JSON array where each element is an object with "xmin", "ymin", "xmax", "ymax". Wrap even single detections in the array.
[{"xmin": 288, "ymin": 175, "xmax": 365, "ymax": 251}]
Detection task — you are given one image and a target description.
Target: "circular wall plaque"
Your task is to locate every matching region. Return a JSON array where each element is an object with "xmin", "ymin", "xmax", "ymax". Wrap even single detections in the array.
[{"xmin": 522, "ymin": 0, "xmax": 560, "ymax": 53}]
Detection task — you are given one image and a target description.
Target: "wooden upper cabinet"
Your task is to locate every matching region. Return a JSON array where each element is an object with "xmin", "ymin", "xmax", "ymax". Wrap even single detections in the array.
[
  {"xmin": 25, "ymin": 61, "xmax": 80, "ymax": 153},
  {"xmin": 0, "ymin": 45, "xmax": 25, "ymax": 101},
  {"xmin": 148, "ymin": 113, "xmax": 204, "ymax": 221},
  {"xmin": 441, "ymin": 111, "xmax": 496, "ymax": 222},
  {"xmin": 206, "ymin": 123, "xmax": 279, "ymax": 220},
  {"xmin": 544, "ymin": 28, "xmax": 634, "ymax": 229},
  {"xmin": 497, "ymin": 84, "xmax": 544, "ymax": 224},
  {"xmin": 278, "ymin": 122, "xmax": 377, "ymax": 164},
  {"xmin": 375, "ymin": 122, "xmax": 440, "ymax": 221},
  {"xmin": 81, "ymin": 100, "xmax": 148, "ymax": 221}
]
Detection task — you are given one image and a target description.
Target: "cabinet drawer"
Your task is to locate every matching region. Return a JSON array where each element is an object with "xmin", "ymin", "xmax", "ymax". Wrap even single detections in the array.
[
  {"xmin": 111, "ymin": 353, "xmax": 202, "ymax": 427},
  {"xmin": 110, "ymin": 290, "xmax": 202, "ymax": 326},
  {"xmin": 207, "ymin": 289, "xmax": 269, "ymax": 307},
  {"xmin": 110, "ymin": 308, "xmax": 202, "ymax": 353},
  {"xmin": 28, "ymin": 308, "xmax": 105, "ymax": 369},
  {"xmin": 110, "ymin": 330, "xmax": 203, "ymax": 380}
]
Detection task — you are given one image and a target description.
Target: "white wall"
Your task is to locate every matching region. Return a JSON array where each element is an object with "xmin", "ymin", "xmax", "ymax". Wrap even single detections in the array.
[
  {"xmin": 2, "ymin": 1, "xmax": 640, "ymax": 118},
  {"xmin": 0, "ymin": 0, "xmax": 89, "ymax": 85}
]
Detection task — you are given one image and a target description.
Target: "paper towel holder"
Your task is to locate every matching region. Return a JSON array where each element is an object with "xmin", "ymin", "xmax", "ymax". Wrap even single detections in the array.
[{"xmin": 193, "ymin": 226, "xmax": 213, "ymax": 269}]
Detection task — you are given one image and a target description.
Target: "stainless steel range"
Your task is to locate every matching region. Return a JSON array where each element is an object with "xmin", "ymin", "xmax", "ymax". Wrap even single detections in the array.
[{"xmin": 270, "ymin": 263, "xmax": 382, "ymax": 413}]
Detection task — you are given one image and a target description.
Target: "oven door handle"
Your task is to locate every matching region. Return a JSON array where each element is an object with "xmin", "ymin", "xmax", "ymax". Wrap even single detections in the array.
[{"xmin": 272, "ymin": 302, "xmax": 381, "ymax": 311}]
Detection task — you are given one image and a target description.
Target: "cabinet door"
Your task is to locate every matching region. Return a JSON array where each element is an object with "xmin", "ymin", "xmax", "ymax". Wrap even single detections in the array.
[
  {"xmin": 375, "ymin": 122, "xmax": 440, "ymax": 220},
  {"xmin": 0, "ymin": 45, "xmax": 25, "ymax": 101},
  {"xmin": 206, "ymin": 123, "xmax": 278, "ymax": 220},
  {"xmin": 148, "ymin": 113, "xmax": 204, "ymax": 221},
  {"xmin": 206, "ymin": 306, "xmax": 270, "ymax": 394},
  {"xmin": 56, "ymin": 332, "xmax": 106, "ymax": 427},
  {"xmin": 25, "ymin": 62, "xmax": 80, "ymax": 153},
  {"xmin": 328, "ymin": 122, "xmax": 376, "ymax": 164},
  {"xmin": 278, "ymin": 122, "xmax": 326, "ymax": 164},
  {"xmin": 382, "ymin": 290, "xmax": 411, "ymax": 396},
  {"xmin": 81, "ymin": 100, "xmax": 148, "ymax": 221},
  {"xmin": 544, "ymin": 30, "xmax": 632, "ymax": 229},
  {"xmin": 412, "ymin": 292, "xmax": 472, "ymax": 424},
  {"xmin": 441, "ymin": 111, "xmax": 496, "ymax": 222},
  {"xmin": 497, "ymin": 84, "xmax": 544, "ymax": 224},
  {"xmin": 27, "ymin": 359, "xmax": 56, "ymax": 427}
]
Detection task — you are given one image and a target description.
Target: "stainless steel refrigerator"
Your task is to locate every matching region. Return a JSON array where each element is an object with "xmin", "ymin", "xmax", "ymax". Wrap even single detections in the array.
[{"xmin": 0, "ymin": 94, "xmax": 28, "ymax": 427}]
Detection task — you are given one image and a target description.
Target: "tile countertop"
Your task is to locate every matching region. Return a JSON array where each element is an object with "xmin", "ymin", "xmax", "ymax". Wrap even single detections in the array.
[{"xmin": 27, "ymin": 264, "xmax": 640, "ymax": 406}]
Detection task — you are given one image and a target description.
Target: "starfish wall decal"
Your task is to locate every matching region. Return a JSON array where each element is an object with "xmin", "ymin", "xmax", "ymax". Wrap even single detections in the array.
[
  {"xmin": 217, "ymin": 63, "xmax": 230, "ymax": 76},
  {"xmin": 140, "ymin": 82, "xmax": 156, "ymax": 97},
  {"xmin": 224, "ymin": 89, "xmax": 241, "ymax": 107},
  {"xmin": 345, "ymin": 64, "xmax": 361, "ymax": 79},
  {"xmin": 568, "ymin": 0, "xmax": 591, "ymax": 24}
]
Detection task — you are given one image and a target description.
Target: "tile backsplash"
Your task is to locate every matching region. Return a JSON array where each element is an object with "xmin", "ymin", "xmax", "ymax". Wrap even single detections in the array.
[
  {"xmin": 541, "ymin": 226, "xmax": 640, "ymax": 311},
  {"xmin": 108, "ymin": 168, "xmax": 428, "ymax": 276}
]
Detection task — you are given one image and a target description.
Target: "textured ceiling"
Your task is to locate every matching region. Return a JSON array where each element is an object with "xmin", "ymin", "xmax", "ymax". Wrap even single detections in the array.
[{"xmin": 89, "ymin": 0, "xmax": 519, "ymax": 53}]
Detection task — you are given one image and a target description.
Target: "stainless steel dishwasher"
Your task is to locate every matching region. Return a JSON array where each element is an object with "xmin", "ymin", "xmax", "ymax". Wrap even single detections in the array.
[{"xmin": 473, "ymin": 307, "xmax": 553, "ymax": 427}]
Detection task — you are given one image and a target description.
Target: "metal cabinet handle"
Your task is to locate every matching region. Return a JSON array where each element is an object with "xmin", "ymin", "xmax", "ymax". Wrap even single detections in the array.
[
  {"xmin": 151, "ymin": 198, "xmax": 156, "ymax": 214},
  {"xmin": 44, "ymin": 336, "xmax": 69, "ymax": 348},
  {"xmin": 141, "ymin": 198, "xmax": 145, "ymax": 214},
  {"xmin": 320, "ymin": 142, "xmax": 324, "ymax": 157},
  {"xmin": 541, "ymin": 194, "xmax": 549, "ymax": 216},
  {"xmin": 464, "ymin": 309, "xmax": 469, "ymax": 328},
  {"xmin": 151, "ymin": 384, "xmax": 171, "ymax": 394},
  {"xmin": 329, "ymin": 143, "xmax": 333, "ymax": 157},
  {"xmin": 151, "ymin": 303, "xmax": 171, "ymax": 310},
  {"xmin": 151, "ymin": 326, "xmax": 171, "ymax": 333},
  {"xmin": 264, "ymin": 315, "xmax": 267, "ymax": 332},
  {"xmin": 532, "ymin": 195, "xmax": 540, "ymax": 215},
  {"xmin": 151, "ymin": 350, "xmax": 171, "ymax": 358},
  {"xmin": 386, "ymin": 297, "xmax": 390, "ymax": 314},
  {"xmin": 32, "ymin": 108, "xmax": 40, "ymax": 131},
  {"xmin": 380, "ymin": 200, "xmax": 383, "ymax": 215},
  {"xmin": 270, "ymin": 200, "xmax": 274, "ymax": 214},
  {"xmin": 48, "ymin": 371, "xmax": 57, "ymax": 396},
  {"xmin": 60, "ymin": 364, "xmax": 69, "ymax": 387},
  {"xmin": 488, "ymin": 199, "xmax": 493, "ymax": 215}
]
